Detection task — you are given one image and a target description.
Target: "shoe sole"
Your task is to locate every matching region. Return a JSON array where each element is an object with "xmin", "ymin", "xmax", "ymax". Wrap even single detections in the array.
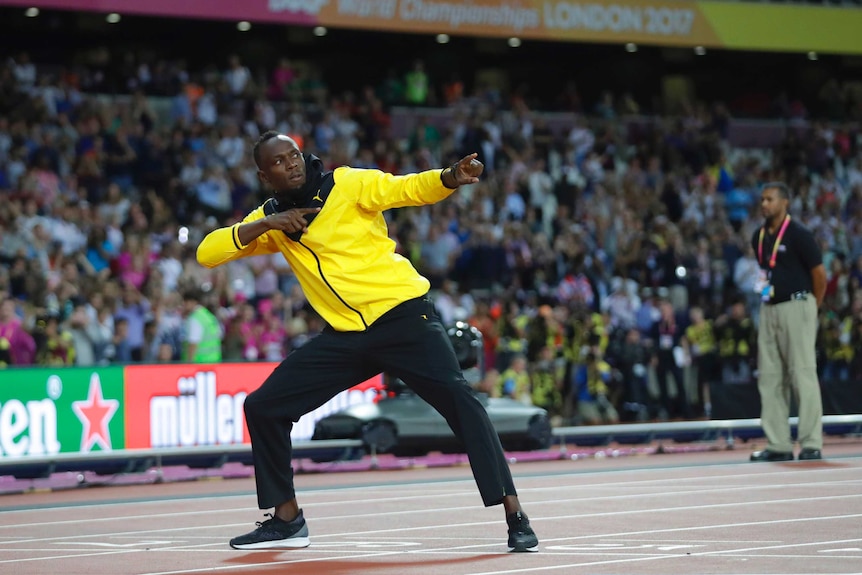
[
  {"xmin": 230, "ymin": 537, "xmax": 310, "ymax": 550},
  {"xmin": 508, "ymin": 544, "xmax": 539, "ymax": 553}
]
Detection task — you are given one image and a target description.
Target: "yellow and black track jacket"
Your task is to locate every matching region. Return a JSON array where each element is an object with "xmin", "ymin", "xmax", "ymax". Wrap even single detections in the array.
[{"xmin": 197, "ymin": 164, "xmax": 455, "ymax": 332}]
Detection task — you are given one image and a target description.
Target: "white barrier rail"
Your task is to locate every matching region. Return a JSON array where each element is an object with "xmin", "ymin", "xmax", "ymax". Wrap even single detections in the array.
[
  {"xmin": 552, "ymin": 414, "xmax": 862, "ymax": 447},
  {"xmin": 2, "ymin": 416, "xmax": 860, "ymax": 479},
  {"xmin": 0, "ymin": 439, "xmax": 363, "ymax": 479}
]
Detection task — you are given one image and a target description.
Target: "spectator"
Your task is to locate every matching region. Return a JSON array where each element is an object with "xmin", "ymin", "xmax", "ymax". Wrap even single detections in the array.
[
  {"xmin": 404, "ymin": 60, "xmax": 429, "ymax": 106},
  {"xmin": 608, "ymin": 327, "xmax": 650, "ymax": 422},
  {"xmin": 716, "ymin": 300, "xmax": 756, "ymax": 385},
  {"xmin": 180, "ymin": 286, "xmax": 222, "ymax": 363},
  {"xmin": 649, "ymin": 300, "xmax": 691, "ymax": 420},
  {"xmin": 573, "ymin": 352, "xmax": 618, "ymax": 425},
  {"xmin": 0, "ymin": 297, "xmax": 36, "ymax": 365},
  {"xmin": 114, "ymin": 283, "xmax": 150, "ymax": 362},
  {"xmin": 34, "ymin": 315, "xmax": 75, "ymax": 366},
  {"xmin": 112, "ymin": 317, "xmax": 133, "ymax": 363},
  {"xmin": 683, "ymin": 307, "xmax": 718, "ymax": 418},
  {"xmin": 67, "ymin": 301, "xmax": 101, "ymax": 366},
  {"xmin": 224, "ymin": 55, "xmax": 252, "ymax": 98},
  {"xmin": 734, "ymin": 244, "xmax": 762, "ymax": 326},
  {"xmin": 499, "ymin": 354, "xmax": 531, "ymax": 404},
  {"xmin": 530, "ymin": 346, "xmax": 564, "ymax": 421}
]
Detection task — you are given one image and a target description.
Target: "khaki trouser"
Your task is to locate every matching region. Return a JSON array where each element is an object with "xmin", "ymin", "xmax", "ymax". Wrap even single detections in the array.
[{"xmin": 757, "ymin": 297, "xmax": 823, "ymax": 452}]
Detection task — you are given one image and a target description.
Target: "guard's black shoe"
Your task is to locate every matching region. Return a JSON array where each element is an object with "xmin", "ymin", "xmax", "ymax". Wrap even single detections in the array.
[
  {"xmin": 798, "ymin": 448, "xmax": 822, "ymax": 461},
  {"xmin": 749, "ymin": 450, "xmax": 794, "ymax": 462},
  {"xmin": 506, "ymin": 511, "xmax": 539, "ymax": 553},
  {"xmin": 229, "ymin": 510, "xmax": 310, "ymax": 549}
]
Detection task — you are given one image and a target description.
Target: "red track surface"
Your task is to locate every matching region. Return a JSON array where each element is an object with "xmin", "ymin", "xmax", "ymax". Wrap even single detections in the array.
[{"xmin": 1, "ymin": 441, "xmax": 861, "ymax": 575}]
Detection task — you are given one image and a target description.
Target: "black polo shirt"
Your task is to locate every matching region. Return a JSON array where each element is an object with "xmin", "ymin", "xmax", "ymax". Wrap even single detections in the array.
[{"xmin": 750, "ymin": 218, "xmax": 822, "ymax": 303}]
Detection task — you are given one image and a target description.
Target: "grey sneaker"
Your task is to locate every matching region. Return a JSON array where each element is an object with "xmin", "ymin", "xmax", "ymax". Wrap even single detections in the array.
[
  {"xmin": 506, "ymin": 511, "xmax": 539, "ymax": 552},
  {"xmin": 229, "ymin": 510, "xmax": 310, "ymax": 550}
]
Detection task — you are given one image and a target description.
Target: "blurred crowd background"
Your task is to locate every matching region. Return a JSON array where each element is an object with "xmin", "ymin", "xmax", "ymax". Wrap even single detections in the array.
[{"xmin": 1, "ymin": 8, "xmax": 861, "ymax": 426}]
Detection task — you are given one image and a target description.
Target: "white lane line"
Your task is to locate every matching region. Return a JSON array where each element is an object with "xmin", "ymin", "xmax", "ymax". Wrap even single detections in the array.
[
  {"xmin": 2, "ymin": 492, "xmax": 861, "ymax": 547},
  {"xmin": 2, "ymin": 475, "xmax": 860, "ymax": 532},
  {"xmin": 3, "ymin": 506, "xmax": 861, "ymax": 567},
  {"xmin": 607, "ymin": 538, "xmax": 785, "ymax": 543},
  {"xmin": 460, "ymin": 537, "xmax": 862, "ymax": 575},
  {"xmin": 309, "ymin": 493, "xmax": 862, "ymax": 538},
  {"xmin": 0, "ymin": 460, "xmax": 856, "ymax": 572},
  {"xmin": 3, "ymin": 460, "xmax": 859, "ymax": 517},
  {"xmin": 694, "ymin": 537, "xmax": 862, "ymax": 558},
  {"xmin": 11, "ymin": 547, "xmax": 861, "ymax": 561},
  {"xmin": 0, "ymin": 549, "xmax": 140, "ymax": 565},
  {"xmin": 2, "ymin": 512, "xmax": 861, "ymax": 571}
]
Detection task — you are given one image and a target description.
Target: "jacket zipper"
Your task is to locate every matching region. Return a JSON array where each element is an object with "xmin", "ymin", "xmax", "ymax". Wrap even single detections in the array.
[{"xmin": 298, "ymin": 240, "xmax": 368, "ymax": 329}]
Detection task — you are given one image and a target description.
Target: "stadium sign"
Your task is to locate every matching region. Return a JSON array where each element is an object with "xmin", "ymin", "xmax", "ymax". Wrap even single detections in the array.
[
  {"xmin": 0, "ymin": 367, "xmax": 125, "ymax": 458},
  {"xmin": 125, "ymin": 363, "xmax": 383, "ymax": 448},
  {"xmin": 3, "ymin": 0, "xmax": 862, "ymax": 54},
  {"xmin": 0, "ymin": 363, "xmax": 381, "ymax": 462}
]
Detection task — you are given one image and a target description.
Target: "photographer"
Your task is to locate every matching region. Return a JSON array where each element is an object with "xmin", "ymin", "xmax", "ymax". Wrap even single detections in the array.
[
  {"xmin": 608, "ymin": 327, "xmax": 651, "ymax": 422},
  {"xmin": 572, "ymin": 351, "xmax": 619, "ymax": 425}
]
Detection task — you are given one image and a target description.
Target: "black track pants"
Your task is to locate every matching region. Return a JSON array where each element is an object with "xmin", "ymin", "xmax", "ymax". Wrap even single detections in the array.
[{"xmin": 243, "ymin": 296, "xmax": 518, "ymax": 508}]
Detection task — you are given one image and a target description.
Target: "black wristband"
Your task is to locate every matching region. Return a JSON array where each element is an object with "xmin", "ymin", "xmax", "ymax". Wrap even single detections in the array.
[{"xmin": 441, "ymin": 162, "xmax": 459, "ymax": 189}]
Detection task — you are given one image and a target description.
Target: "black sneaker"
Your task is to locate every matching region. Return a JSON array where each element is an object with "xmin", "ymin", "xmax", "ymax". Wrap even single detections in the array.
[
  {"xmin": 229, "ymin": 510, "xmax": 310, "ymax": 550},
  {"xmin": 506, "ymin": 511, "xmax": 539, "ymax": 553}
]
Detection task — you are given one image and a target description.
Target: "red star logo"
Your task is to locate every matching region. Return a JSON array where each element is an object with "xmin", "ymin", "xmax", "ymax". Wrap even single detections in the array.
[{"xmin": 72, "ymin": 373, "xmax": 119, "ymax": 452}]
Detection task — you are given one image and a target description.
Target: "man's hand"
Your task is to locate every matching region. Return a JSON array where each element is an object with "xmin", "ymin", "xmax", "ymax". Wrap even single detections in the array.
[
  {"xmin": 443, "ymin": 153, "xmax": 484, "ymax": 188},
  {"xmin": 266, "ymin": 207, "xmax": 321, "ymax": 234}
]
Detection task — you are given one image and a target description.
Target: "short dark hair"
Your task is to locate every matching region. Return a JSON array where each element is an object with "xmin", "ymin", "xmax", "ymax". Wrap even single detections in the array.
[
  {"xmin": 181, "ymin": 286, "xmax": 204, "ymax": 303},
  {"xmin": 762, "ymin": 181, "xmax": 791, "ymax": 200},
  {"xmin": 253, "ymin": 130, "xmax": 281, "ymax": 168}
]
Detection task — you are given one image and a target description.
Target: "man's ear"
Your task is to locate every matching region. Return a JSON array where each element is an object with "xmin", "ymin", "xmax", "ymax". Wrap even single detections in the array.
[{"xmin": 257, "ymin": 170, "xmax": 268, "ymax": 188}]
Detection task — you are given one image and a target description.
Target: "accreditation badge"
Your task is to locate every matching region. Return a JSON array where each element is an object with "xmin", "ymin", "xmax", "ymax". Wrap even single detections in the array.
[
  {"xmin": 753, "ymin": 269, "xmax": 768, "ymax": 294},
  {"xmin": 754, "ymin": 269, "xmax": 772, "ymax": 303}
]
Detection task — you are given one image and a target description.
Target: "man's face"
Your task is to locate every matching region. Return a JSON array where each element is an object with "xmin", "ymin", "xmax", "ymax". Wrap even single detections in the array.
[
  {"xmin": 760, "ymin": 187, "xmax": 788, "ymax": 221},
  {"xmin": 182, "ymin": 298, "xmax": 197, "ymax": 317},
  {"xmin": 257, "ymin": 135, "xmax": 306, "ymax": 193}
]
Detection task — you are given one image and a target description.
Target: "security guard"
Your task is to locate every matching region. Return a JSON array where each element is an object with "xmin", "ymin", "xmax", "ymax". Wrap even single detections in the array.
[{"xmin": 750, "ymin": 182, "xmax": 826, "ymax": 462}]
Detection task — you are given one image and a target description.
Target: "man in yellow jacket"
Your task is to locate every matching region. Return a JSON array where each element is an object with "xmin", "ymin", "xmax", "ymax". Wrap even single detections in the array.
[{"xmin": 197, "ymin": 131, "xmax": 538, "ymax": 553}]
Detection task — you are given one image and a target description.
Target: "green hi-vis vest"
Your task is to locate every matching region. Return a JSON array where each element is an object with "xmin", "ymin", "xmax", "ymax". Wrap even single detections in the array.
[{"xmin": 185, "ymin": 306, "xmax": 222, "ymax": 363}]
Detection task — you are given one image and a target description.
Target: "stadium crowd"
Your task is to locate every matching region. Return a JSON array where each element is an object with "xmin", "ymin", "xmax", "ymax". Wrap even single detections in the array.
[{"xmin": 1, "ymin": 50, "xmax": 861, "ymax": 425}]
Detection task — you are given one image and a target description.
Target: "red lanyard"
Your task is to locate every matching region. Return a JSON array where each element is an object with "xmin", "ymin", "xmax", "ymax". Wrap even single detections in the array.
[{"xmin": 757, "ymin": 215, "xmax": 790, "ymax": 269}]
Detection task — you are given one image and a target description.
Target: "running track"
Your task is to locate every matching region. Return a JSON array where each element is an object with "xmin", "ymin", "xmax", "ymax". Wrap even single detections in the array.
[{"xmin": 1, "ymin": 441, "xmax": 861, "ymax": 575}]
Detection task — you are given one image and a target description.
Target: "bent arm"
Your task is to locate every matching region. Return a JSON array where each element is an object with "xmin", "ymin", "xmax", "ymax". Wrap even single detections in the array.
[
  {"xmin": 237, "ymin": 219, "xmax": 274, "ymax": 246},
  {"xmin": 196, "ymin": 206, "xmax": 277, "ymax": 268}
]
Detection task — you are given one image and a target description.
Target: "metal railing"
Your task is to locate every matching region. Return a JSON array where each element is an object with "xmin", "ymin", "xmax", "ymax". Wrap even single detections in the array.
[
  {"xmin": 551, "ymin": 414, "xmax": 862, "ymax": 450},
  {"xmin": 2, "ymin": 416, "xmax": 860, "ymax": 481},
  {"xmin": 0, "ymin": 439, "xmax": 363, "ymax": 480}
]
